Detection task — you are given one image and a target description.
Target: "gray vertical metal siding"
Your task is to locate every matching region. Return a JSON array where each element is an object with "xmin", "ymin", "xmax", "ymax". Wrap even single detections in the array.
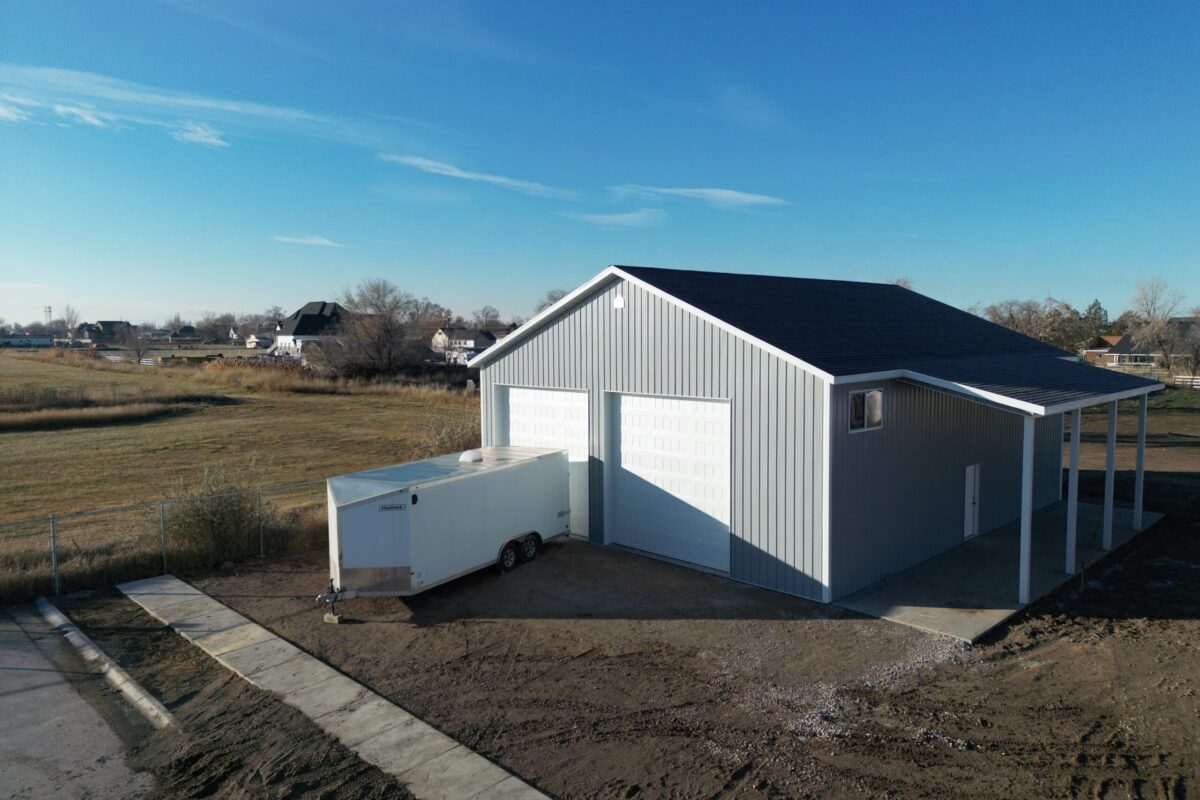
[
  {"xmin": 828, "ymin": 380, "xmax": 1064, "ymax": 598},
  {"xmin": 480, "ymin": 277, "xmax": 829, "ymax": 601}
]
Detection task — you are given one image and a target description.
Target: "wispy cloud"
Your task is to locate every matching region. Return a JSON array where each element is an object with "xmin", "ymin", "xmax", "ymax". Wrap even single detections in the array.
[
  {"xmin": 271, "ymin": 234, "xmax": 347, "ymax": 247},
  {"xmin": 0, "ymin": 63, "xmax": 425, "ymax": 149},
  {"xmin": 0, "ymin": 99, "xmax": 30, "ymax": 122},
  {"xmin": 380, "ymin": 154, "xmax": 575, "ymax": 199},
  {"xmin": 611, "ymin": 184, "xmax": 788, "ymax": 209},
  {"xmin": 173, "ymin": 121, "xmax": 229, "ymax": 147},
  {"xmin": 567, "ymin": 208, "xmax": 665, "ymax": 228},
  {"xmin": 53, "ymin": 104, "xmax": 111, "ymax": 128}
]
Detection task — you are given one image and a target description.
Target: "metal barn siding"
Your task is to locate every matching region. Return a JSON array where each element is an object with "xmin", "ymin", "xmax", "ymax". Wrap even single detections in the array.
[
  {"xmin": 828, "ymin": 380, "xmax": 1064, "ymax": 598},
  {"xmin": 479, "ymin": 277, "xmax": 829, "ymax": 601}
]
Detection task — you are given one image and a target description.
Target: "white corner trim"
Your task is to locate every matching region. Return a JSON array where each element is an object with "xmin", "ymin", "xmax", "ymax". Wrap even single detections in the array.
[{"xmin": 821, "ymin": 379, "xmax": 833, "ymax": 603}]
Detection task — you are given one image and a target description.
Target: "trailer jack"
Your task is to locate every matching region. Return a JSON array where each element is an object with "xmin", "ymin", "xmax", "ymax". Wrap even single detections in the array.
[{"xmin": 316, "ymin": 579, "xmax": 345, "ymax": 624}]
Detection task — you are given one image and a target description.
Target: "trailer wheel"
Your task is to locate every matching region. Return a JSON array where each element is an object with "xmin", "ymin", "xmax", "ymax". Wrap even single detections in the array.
[
  {"xmin": 499, "ymin": 542, "xmax": 519, "ymax": 573},
  {"xmin": 518, "ymin": 535, "xmax": 539, "ymax": 563}
]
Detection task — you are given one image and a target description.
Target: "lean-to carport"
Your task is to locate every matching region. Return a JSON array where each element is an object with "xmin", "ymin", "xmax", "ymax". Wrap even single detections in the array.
[{"xmin": 837, "ymin": 353, "xmax": 1163, "ymax": 640}]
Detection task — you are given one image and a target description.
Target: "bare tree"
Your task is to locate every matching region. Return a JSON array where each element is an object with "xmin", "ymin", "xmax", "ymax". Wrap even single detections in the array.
[
  {"xmin": 983, "ymin": 299, "xmax": 1047, "ymax": 340},
  {"xmin": 472, "ymin": 305, "xmax": 501, "ymax": 332},
  {"xmin": 61, "ymin": 304, "xmax": 80, "ymax": 336},
  {"xmin": 120, "ymin": 324, "xmax": 149, "ymax": 363},
  {"xmin": 1179, "ymin": 307, "xmax": 1200, "ymax": 377},
  {"xmin": 0, "ymin": 317, "xmax": 6, "ymax": 335},
  {"xmin": 315, "ymin": 278, "xmax": 438, "ymax": 377},
  {"xmin": 1130, "ymin": 277, "xmax": 1185, "ymax": 372},
  {"xmin": 535, "ymin": 288, "xmax": 569, "ymax": 313},
  {"xmin": 887, "ymin": 277, "xmax": 913, "ymax": 290}
]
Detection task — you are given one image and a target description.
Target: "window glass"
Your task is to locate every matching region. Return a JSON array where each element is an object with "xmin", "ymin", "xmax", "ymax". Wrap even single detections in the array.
[
  {"xmin": 866, "ymin": 390, "xmax": 883, "ymax": 428},
  {"xmin": 849, "ymin": 392, "xmax": 865, "ymax": 430}
]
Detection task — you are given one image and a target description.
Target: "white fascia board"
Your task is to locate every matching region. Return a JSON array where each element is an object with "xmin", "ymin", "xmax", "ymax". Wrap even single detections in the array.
[
  {"xmin": 1040, "ymin": 383, "xmax": 1164, "ymax": 416},
  {"xmin": 468, "ymin": 267, "xmax": 624, "ymax": 368},
  {"xmin": 834, "ymin": 369, "xmax": 1164, "ymax": 418},
  {"xmin": 470, "ymin": 265, "xmax": 837, "ymax": 383}
]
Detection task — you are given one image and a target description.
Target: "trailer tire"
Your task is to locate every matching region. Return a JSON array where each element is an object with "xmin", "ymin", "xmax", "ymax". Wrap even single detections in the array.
[
  {"xmin": 518, "ymin": 535, "xmax": 539, "ymax": 563},
  {"xmin": 499, "ymin": 542, "xmax": 519, "ymax": 573}
]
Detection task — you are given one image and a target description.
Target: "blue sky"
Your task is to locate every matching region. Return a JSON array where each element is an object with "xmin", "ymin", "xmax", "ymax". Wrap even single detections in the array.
[{"xmin": 1, "ymin": 1, "xmax": 1198, "ymax": 326}]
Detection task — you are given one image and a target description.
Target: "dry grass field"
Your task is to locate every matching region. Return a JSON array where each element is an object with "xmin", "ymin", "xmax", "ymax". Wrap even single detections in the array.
[
  {"xmin": 0, "ymin": 351, "xmax": 480, "ymax": 522},
  {"xmin": 0, "ymin": 350, "xmax": 480, "ymax": 602}
]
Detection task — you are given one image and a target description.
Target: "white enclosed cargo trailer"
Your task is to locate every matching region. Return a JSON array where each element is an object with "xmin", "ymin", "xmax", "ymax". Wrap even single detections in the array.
[{"xmin": 327, "ymin": 446, "xmax": 570, "ymax": 597}]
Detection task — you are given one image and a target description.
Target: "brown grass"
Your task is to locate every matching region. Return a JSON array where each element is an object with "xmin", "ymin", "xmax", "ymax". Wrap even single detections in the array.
[
  {"xmin": 0, "ymin": 348, "xmax": 479, "ymax": 601},
  {"xmin": 0, "ymin": 402, "xmax": 191, "ymax": 433}
]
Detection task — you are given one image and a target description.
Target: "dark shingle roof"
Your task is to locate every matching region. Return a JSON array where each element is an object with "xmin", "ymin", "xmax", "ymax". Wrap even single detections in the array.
[
  {"xmin": 618, "ymin": 266, "xmax": 1068, "ymax": 375},
  {"xmin": 617, "ymin": 266, "xmax": 1160, "ymax": 411},
  {"xmin": 277, "ymin": 302, "xmax": 345, "ymax": 337}
]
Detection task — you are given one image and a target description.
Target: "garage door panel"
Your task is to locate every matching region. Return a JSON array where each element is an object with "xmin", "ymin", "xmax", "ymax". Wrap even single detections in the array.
[
  {"xmin": 504, "ymin": 387, "xmax": 589, "ymax": 538},
  {"xmin": 611, "ymin": 394, "xmax": 731, "ymax": 572}
]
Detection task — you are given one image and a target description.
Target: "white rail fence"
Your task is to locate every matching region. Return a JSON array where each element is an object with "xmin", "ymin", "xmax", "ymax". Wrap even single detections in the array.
[{"xmin": 1173, "ymin": 375, "xmax": 1200, "ymax": 389}]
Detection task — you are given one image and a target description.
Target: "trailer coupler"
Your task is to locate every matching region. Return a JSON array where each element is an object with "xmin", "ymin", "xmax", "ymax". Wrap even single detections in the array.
[{"xmin": 316, "ymin": 579, "xmax": 349, "ymax": 624}]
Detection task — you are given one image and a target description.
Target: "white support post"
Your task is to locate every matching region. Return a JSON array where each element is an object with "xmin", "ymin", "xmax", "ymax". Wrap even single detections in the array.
[
  {"xmin": 1134, "ymin": 394, "xmax": 1147, "ymax": 531},
  {"xmin": 1103, "ymin": 400, "xmax": 1117, "ymax": 550},
  {"xmin": 1019, "ymin": 415, "xmax": 1035, "ymax": 605},
  {"xmin": 1066, "ymin": 408, "xmax": 1081, "ymax": 574}
]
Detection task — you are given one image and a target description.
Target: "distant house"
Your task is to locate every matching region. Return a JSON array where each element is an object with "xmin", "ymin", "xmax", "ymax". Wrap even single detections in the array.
[
  {"xmin": 245, "ymin": 332, "xmax": 274, "ymax": 349},
  {"xmin": 1105, "ymin": 318, "xmax": 1197, "ymax": 369},
  {"xmin": 431, "ymin": 327, "xmax": 497, "ymax": 366},
  {"xmin": 75, "ymin": 320, "xmax": 133, "ymax": 344},
  {"xmin": 168, "ymin": 325, "xmax": 200, "ymax": 343},
  {"xmin": 272, "ymin": 302, "xmax": 346, "ymax": 357},
  {"xmin": 1082, "ymin": 334, "xmax": 1122, "ymax": 365},
  {"xmin": 0, "ymin": 334, "xmax": 53, "ymax": 348},
  {"xmin": 227, "ymin": 327, "xmax": 243, "ymax": 344}
]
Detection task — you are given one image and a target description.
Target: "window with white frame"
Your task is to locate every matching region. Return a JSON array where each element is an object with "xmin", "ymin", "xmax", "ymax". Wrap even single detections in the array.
[{"xmin": 849, "ymin": 389, "xmax": 883, "ymax": 432}]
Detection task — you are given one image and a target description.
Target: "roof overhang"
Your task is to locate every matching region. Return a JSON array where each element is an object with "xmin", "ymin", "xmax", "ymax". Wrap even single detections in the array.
[{"xmin": 831, "ymin": 369, "xmax": 1163, "ymax": 417}]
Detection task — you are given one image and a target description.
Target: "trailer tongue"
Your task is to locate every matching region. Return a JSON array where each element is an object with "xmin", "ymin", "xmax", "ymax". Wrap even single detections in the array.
[{"xmin": 322, "ymin": 446, "xmax": 570, "ymax": 611}]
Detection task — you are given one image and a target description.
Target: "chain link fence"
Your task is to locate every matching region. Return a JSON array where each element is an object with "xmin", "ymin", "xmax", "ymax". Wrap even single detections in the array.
[{"xmin": 0, "ymin": 478, "xmax": 326, "ymax": 604}]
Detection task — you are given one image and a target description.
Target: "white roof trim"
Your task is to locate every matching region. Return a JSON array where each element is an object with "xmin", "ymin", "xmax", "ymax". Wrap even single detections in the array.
[
  {"xmin": 469, "ymin": 265, "xmax": 836, "ymax": 381},
  {"xmin": 470, "ymin": 266, "xmax": 1163, "ymax": 415},
  {"xmin": 833, "ymin": 369, "xmax": 1162, "ymax": 417}
]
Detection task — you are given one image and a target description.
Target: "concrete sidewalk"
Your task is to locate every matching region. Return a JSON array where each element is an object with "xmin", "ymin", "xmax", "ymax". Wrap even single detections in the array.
[
  {"xmin": 119, "ymin": 575, "xmax": 545, "ymax": 800},
  {"xmin": 0, "ymin": 608, "xmax": 155, "ymax": 800}
]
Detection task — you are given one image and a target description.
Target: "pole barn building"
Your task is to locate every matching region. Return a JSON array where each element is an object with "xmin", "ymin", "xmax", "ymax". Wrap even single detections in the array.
[{"xmin": 470, "ymin": 266, "xmax": 1162, "ymax": 607}]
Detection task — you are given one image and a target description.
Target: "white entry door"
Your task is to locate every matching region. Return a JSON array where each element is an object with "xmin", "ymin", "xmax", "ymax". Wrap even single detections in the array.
[
  {"xmin": 609, "ymin": 394, "xmax": 731, "ymax": 572},
  {"xmin": 964, "ymin": 463, "xmax": 981, "ymax": 539},
  {"xmin": 503, "ymin": 387, "xmax": 589, "ymax": 538}
]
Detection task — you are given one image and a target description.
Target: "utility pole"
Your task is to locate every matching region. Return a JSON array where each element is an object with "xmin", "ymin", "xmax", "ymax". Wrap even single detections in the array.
[{"xmin": 44, "ymin": 306, "xmax": 52, "ymax": 326}]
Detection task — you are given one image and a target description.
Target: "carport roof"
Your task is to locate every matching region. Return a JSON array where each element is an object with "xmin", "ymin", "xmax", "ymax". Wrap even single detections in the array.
[{"xmin": 471, "ymin": 265, "xmax": 1162, "ymax": 415}]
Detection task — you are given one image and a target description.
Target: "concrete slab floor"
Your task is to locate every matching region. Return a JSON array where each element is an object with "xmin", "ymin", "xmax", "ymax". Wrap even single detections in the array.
[{"xmin": 837, "ymin": 501, "xmax": 1163, "ymax": 643}]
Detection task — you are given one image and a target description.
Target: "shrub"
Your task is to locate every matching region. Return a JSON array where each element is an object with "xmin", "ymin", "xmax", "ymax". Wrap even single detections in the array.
[{"xmin": 163, "ymin": 464, "xmax": 266, "ymax": 569}]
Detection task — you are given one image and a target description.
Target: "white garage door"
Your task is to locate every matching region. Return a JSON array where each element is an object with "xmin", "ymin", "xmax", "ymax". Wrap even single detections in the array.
[
  {"xmin": 610, "ymin": 394, "xmax": 730, "ymax": 572},
  {"xmin": 504, "ymin": 387, "xmax": 590, "ymax": 537}
]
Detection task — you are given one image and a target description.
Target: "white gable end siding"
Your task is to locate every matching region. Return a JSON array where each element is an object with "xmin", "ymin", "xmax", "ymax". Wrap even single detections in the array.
[
  {"xmin": 828, "ymin": 380, "xmax": 1063, "ymax": 598},
  {"xmin": 479, "ymin": 277, "xmax": 829, "ymax": 601}
]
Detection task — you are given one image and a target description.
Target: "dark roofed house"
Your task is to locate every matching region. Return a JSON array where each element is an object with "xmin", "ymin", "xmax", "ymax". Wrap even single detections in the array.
[
  {"xmin": 1105, "ymin": 318, "xmax": 1198, "ymax": 369},
  {"xmin": 465, "ymin": 265, "xmax": 1163, "ymax": 641},
  {"xmin": 272, "ymin": 301, "xmax": 346, "ymax": 357},
  {"xmin": 76, "ymin": 320, "xmax": 133, "ymax": 344},
  {"xmin": 168, "ymin": 325, "xmax": 199, "ymax": 343}
]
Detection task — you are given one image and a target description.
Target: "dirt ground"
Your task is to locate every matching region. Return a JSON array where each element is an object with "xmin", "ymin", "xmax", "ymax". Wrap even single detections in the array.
[
  {"xmin": 56, "ymin": 594, "xmax": 411, "ymax": 800},
  {"xmin": 184, "ymin": 456, "xmax": 1197, "ymax": 799},
  {"xmin": 59, "ymin": 406, "xmax": 1199, "ymax": 799}
]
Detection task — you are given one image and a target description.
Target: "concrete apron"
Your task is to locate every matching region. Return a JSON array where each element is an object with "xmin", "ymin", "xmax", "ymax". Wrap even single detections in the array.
[
  {"xmin": 118, "ymin": 575, "xmax": 546, "ymax": 800},
  {"xmin": 836, "ymin": 501, "xmax": 1164, "ymax": 643}
]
